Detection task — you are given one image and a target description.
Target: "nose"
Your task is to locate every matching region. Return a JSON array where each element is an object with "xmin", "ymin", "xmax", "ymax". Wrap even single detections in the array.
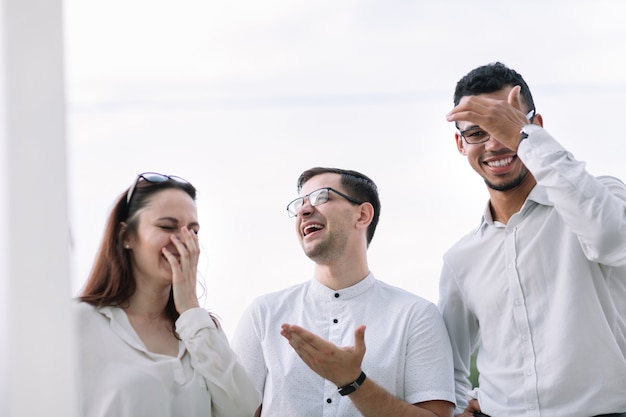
[
  {"xmin": 171, "ymin": 227, "xmax": 188, "ymax": 243},
  {"xmin": 298, "ymin": 196, "xmax": 314, "ymax": 217},
  {"xmin": 483, "ymin": 134, "xmax": 508, "ymax": 151}
]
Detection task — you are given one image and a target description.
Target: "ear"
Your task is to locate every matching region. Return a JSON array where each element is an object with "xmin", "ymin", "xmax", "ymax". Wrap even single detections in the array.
[
  {"xmin": 533, "ymin": 113, "xmax": 544, "ymax": 128},
  {"xmin": 355, "ymin": 202, "xmax": 374, "ymax": 230},
  {"xmin": 455, "ymin": 132, "xmax": 467, "ymax": 155},
  {"xmin": 119, "ymin": 222, "xmax": 132, "ymax": 248}
]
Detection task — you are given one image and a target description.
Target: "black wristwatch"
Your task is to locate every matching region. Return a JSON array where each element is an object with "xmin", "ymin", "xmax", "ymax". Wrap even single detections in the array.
[
  {"xmin": 337, "ymin": 371, "xmax": 367, "ymax": 396},
  {"xmin": 519, "ymin": 124, "xmax": 541, "ymax": 144}
]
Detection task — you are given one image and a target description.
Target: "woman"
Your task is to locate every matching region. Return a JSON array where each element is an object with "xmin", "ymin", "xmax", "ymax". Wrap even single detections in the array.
[{"xmin": 75, "ymin": 172, "xmax": 260, "ymax": 417}]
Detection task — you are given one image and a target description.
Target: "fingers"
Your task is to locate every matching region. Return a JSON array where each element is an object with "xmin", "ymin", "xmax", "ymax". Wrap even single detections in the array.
[
  {"xmin": 168, "ymin": 226, "xmax": 201, "ymax": 313},
  {"xmin": 465, "ymin": 398, "xmax": 481, "ymax": 413},
  {"xmin": 354, "ymin": 325, "xmax": 366, "ymax": 355},
  {"xmin": 281, "ymin": 324, "xmax": 325, "ymax": 352},
  {"xmin": 507, "ymin": 85, "xmax": 522, "ymax": 111},
  {"xmin": 280, "ymin": 324, "xmax": 318, "ymax": 368},
  {"xmin": 164, "ymin": 227, "xmax": 200, "ymax": 269}
]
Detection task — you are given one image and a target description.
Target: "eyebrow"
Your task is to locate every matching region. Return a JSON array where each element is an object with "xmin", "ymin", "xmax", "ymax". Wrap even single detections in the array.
[
  {"xmin": 459, "ymin": 124, "xmax": 481, "ymax": 133},
  {"xmin": 156, "ymin": 216, "xmax": 200, "ymax": 228}
]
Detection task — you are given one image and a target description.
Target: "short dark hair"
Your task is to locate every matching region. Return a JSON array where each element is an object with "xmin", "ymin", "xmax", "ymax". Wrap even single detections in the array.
[
  {"xmin": 297, "ymin": 167, "xmax": 381, "ymax": 247},
  {"xmin": 453, "ymin": 62, "xmax": 535, "ymax": 112}
]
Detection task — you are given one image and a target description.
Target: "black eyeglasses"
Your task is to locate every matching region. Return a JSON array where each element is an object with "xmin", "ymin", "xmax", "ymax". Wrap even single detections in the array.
[
  {"xmin": 459, "ymin": 109, "xmax": 536, "ymax": 144},
  {"xmin": 286, "ymin": 187, "xmax": 363, "ymax": 218},
  {"xmin": 126, "ymin": 172, "xmax": 190, "ymax": 205}
]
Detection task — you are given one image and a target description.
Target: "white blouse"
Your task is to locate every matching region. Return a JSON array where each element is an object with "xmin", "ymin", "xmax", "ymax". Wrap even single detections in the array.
[{"xmin": 74, "ymin": 302, "xmax": 260, "ymax": 417}]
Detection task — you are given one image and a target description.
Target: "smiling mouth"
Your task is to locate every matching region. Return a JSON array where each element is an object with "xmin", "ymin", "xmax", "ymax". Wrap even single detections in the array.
[
  {"xmin": 485, "ymin": 156, "xmax": 514, "ymax": 168},
  {"xmin": 303, "ymin": 224, "xmax": 324, "ymax": 236}
]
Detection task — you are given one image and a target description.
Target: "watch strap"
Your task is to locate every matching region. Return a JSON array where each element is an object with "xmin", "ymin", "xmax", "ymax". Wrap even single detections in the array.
[
  {"xmin": 519, "ymin": 129, "xmax": 529, "ymax": 143},
  {"xmin": 520, "ymin": 123, "xmax": 541, "ymax": 144},
  {"xmin": 337, "ymin": 371, "xmax": 367, "ymax": 396}
]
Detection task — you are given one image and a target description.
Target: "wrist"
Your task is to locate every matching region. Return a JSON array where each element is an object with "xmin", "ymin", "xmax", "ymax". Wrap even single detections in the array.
[
  {"xmin": 337, "ymin": 371, "xmax": 366, "ymax": 396},
  {"xmin": 519, "ymin": 124, "xmax": 542, "ymax": 144}
]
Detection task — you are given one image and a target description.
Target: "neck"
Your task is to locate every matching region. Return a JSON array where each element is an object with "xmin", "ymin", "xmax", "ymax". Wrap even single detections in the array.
[
  {"xmin": 313, "ymin": 252, "xmax": 370, "ymax": 290},
  {"xmin": 125, "ymin": 281, "xmax": 171, "ymax": 320},
  {"xmin": 487, "ymin": 176, "xmax": 536, "ymax": 223}
]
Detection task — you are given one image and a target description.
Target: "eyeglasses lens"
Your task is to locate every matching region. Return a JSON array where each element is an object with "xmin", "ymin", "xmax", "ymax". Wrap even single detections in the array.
[
  {"xmin": 141, "ymin": 173, "xmax": 169, "ymax": 183},
  {"xmin": 310, "ymin": 188, "xmax": 328, "ymax": 206},
  {"xmin": 287, "ymin": 188, "xmax": 331, "ymax": 217},
  {"xmin": 127, "ymin": 173, "xmax": 189, "ymax": 205}
]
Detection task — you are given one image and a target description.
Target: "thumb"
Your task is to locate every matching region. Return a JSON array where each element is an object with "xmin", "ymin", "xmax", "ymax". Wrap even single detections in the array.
[
  {"xmin": 507, "ymin": 85, "xmax": 523, "ymax": 110},
  {"xmin": 354, "ymin": 325, "xmax": 366, "ymax": 354}
]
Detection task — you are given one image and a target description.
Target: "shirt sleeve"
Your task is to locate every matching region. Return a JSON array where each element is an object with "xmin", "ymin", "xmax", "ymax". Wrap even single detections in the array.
[
  {"xmin": 518, "ymin": 128, "xmax": 626, "ymax": 266},
  {"xmin": 403, "ymin": 300, "xmax": 457, "ymax": 406},
  {"xmin": 230, "ymin": 300, "xmax": 268, "ymax": 399},
  {"xmin": 176, "ymin": 307, "xmax": 262, "ymax": 417},
  {"xmin": 438, "ymin": 260, "xmax": 479, "ymax": 415}
]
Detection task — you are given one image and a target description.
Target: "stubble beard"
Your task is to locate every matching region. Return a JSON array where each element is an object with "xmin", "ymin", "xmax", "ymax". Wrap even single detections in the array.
[
  {"xmin": 303, "ymin": 232, "xmax": 347, "ymax": 265},
  {"xmin": 484, "ymin": 167, "xmax": 529, "ymax": 192}
]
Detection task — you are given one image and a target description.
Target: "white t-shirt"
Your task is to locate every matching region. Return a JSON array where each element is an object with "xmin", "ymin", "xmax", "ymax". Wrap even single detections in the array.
[
  {"xmin": 74, "ymin": 302, "xmax": 261, "ymax": 417},
  {"xmin": 232, "ymin": 272, "xmax": 455, "ymax": 417}
]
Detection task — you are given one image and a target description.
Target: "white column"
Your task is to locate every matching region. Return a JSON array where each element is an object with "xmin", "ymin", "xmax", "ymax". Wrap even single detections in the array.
[{"xmin": 0, "ymin": 0, "xmax": 77, "ymax": 415}]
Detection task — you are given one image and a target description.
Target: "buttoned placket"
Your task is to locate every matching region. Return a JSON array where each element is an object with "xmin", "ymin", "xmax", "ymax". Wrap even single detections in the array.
[
  {"xmin": 503, "ymin": 218, "xmax": 540, "ymax": 417},
  {"xmin": 321, "ymin": 291, "xmax": 344, "ymax": 416}
]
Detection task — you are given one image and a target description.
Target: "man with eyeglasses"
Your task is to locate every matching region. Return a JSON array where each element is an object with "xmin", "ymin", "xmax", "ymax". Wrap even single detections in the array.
[
  {"xmin": 232, "ymin": 167, "xmax": 456, "ymax": 417},
  {"xmin": 440, "ymin": 62, "xmax": 626, "ymax": 417}
]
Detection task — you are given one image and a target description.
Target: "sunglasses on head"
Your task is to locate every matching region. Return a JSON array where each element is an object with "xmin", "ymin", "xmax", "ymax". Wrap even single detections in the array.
[{"xmin": 126, "ymin": 172, "xmax": 190, "ymax": 205}]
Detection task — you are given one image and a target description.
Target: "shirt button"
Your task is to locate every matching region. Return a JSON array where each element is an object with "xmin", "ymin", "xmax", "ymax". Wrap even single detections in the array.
[
  {"xmin": 334, "ymin": 293, "xmax": 340, "ymax": 298},
  {"xmin": 333, "ymin": 318, "xmax": 338, "ymax": 324},
  {"xmin": 326, "ymin": 398, "xmax": 332, "ymax": 404}
]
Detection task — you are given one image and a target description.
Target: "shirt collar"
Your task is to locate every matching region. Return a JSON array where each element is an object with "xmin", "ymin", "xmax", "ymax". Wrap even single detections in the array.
[
  {"xmin": 477, "ymin": 185, "xmax": 554, "ymax": 230},
  {"xmin": 310, "ymin": 272, "xmax": 375, "ymax": 300},
  {"xmin": 97, "ymin": 305, "xmax": 184, "ymax": 358}
]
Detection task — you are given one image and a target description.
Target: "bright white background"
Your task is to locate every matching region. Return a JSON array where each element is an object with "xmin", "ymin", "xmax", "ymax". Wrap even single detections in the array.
[{"xmin": 63, "ymin": 0, "xmax": 626, "ymax": 337}]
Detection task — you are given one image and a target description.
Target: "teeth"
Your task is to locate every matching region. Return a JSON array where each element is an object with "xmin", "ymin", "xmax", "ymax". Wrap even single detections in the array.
[
  {"xmin": 304, "ymin": 224, "xmax": 323, "ymax": 235},
  {"xmin": 487, "ymin": 157, "xmax": 513, "ymax": 167}
]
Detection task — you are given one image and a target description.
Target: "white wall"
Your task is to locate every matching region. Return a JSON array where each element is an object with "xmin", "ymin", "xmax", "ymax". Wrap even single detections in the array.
[{"xmin": 0, "ymin": 0, "xmax": 77, "ymax": 415}]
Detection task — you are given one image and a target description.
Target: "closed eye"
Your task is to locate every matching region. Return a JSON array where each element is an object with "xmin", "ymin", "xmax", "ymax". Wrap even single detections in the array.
[{"xmin": 466, "ymin": 129, "xmax": 488, "ymax": 139}]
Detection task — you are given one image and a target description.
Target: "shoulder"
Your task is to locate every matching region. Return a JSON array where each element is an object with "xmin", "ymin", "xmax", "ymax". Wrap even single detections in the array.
[
  {"xmin": 371, "ymin": 279, "xmax": 439, "ymax": 315},
  {"xmin": 237, "ymin": 283, "xmax": 309, "ymax": 329},
  {"xmin": 368, "ymin": 281, "xmax": 449, "ymax": 344},
  {"xmin": 442, "ymin": 222, "xmax": 484, "ymax": 263},
  {"xmin": 73, "ymin": 301, "xmax": 118, "ymax": 331},
  {"xmin": 247, "ymin": 281, "xmax": 310, "ymax": 309},
  {"xmin": 72, "ymin": 300, "xmax": 98, "ymax": 322},
  {"xmin": 598, "ymin": 175, "xmax": 626, "ymax": 195}
]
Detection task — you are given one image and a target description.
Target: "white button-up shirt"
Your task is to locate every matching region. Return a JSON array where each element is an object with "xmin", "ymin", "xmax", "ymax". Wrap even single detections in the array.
[
  {"xmin": 232, "ymin": 273, "xmax": 456, "ymax": 417},
  {"xmin": 439, "ymin": 128, "xmax": 626, "ymax": 417}
]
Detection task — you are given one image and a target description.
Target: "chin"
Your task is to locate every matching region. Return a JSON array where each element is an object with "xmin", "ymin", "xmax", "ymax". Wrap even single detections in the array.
[{"xmin": 485, "ymin": 171, "xmax": 528, "ymax": 192}]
